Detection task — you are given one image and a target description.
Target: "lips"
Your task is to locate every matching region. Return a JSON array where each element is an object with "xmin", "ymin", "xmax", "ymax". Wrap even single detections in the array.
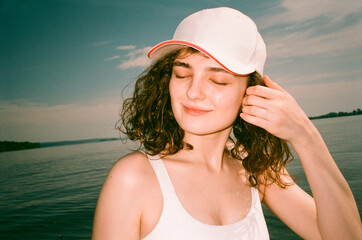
[{"xmin": 184, "ymin": 106, "xmax": 211, "ymax": 116}]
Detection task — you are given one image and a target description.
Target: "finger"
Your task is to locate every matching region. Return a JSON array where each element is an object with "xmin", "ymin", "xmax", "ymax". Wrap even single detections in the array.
[
  {"xmin": 264, "ymin": 75, "xmax": 286, "ymax": 93},
  {"xmin": 243, "ymin": 94, "xmax": 270, "ymax": 109},
  {"xmin": 246, "ymin": 85, "xmax": 282, "ymax": 100},
  {"xmin": 240, "ymin": 112, "xmax": 271, "ymax": 130},
  {"xmin": 241, "ymin": 105, "xmax": 269, "ymax": 121}
]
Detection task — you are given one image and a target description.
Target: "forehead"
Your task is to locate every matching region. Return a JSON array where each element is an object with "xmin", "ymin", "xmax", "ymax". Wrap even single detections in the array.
[
  {"xmin": 174, "ymin": 49, "xmax": 224, "ymax": 69},
  {"xmin": 174, "ymin": 49, "xmax": 243, "ymax": 77},
  {"xmin": 175, "ymin": 48, "xmax": 208, "ymax": 61}
]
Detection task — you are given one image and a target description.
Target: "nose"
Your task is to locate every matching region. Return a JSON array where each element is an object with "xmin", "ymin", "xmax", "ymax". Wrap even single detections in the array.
[{"xmin": 186, "ymin": 77, "xmax": 205, "ymax": 101}]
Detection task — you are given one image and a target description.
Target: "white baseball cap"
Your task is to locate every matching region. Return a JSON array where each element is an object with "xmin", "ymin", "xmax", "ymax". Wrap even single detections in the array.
[{"xmin": 148, "ymin": 7, "xmax": 266, "ymax": 76}]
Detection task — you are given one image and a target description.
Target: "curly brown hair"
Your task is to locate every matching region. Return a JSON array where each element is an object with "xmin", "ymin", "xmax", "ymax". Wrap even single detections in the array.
[{"xmin": 118, "ymin": 47, "xmax": 293, "ymax": 187}]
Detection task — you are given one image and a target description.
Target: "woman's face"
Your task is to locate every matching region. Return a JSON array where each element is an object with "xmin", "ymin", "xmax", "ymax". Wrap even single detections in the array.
[{"xmin": 169, "ymin": 51, "xmax": 248, "ymax": 136}]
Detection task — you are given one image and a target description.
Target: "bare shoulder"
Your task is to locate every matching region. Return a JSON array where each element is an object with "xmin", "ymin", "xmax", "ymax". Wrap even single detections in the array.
[
  {"xmin": 96, "ymin": 152, "xmax": 154, "ymax": 210},
  {"xmin": 106, "ymin": 151, "xmax": 156, "ymax": 192},
  {"xmin": 111, "ymin": 151, "xmax": 151, "ymax": 177},
  {"xmin": 92, "ymin": 152, "xmax": 158, "ymax": 239}
]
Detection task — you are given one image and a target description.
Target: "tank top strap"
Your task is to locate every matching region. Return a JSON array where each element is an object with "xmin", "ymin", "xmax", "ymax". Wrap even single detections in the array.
[
  {"xmin": 146, "ymin": 154, "xmax": 176, "ymax": 195},
  {"xmin": 250, "ymin": 185, "xmax": 262, "ymax": 210}
]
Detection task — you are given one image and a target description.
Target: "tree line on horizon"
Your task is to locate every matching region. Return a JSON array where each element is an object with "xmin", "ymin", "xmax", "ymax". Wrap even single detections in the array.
[
  {"xmin": 0, "ymin": 137, "xmax": 120, "ymax": 153},
  {"xmin": 309, "ymin": 108, "xmax": 362, "ymax": 120},
  {"xmin": 0, "ymin": 141, "xmax": 41, "ymax": 153}
]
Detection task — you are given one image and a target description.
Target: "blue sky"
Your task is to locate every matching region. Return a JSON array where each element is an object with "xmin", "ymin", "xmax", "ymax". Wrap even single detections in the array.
[{"xmin": 1, "ymin": 0, "xmax": 361, "ymax": 142}]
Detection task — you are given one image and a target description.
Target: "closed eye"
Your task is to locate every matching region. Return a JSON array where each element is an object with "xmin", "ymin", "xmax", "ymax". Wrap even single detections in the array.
[
  {"xmin": 172, "ymin": 64, "xmax": 191, "ymax": 79},
  {"xmin": 211, "ymin": 80, "xmax": 228, "ymax": 86},
  {"xmin": 175, "ymin": 74, "xmax": 190, "ymax": 79},
  {"xmin": 175, "ymin": 74, "xmax": 187, "ymax": 78}
]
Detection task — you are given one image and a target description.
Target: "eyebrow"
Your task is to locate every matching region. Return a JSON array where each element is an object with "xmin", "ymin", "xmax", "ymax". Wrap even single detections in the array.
[
  {"xmin": 207, "ymin": 67, "xmax": 232, "ymax": 75},
  {"xmin": 173, "ymin": 61, "xmax": 234, "ymax": 76},
  {"xmin": 173, "ymin": 61, "xmax": 190, "ymax": 68}
]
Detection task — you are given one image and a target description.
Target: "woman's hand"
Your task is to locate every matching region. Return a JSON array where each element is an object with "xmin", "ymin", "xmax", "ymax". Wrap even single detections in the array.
[
  {"xmin": 241, "ymin": 75, "xmax": 362, "ymax": 239},
  {"xmin": 240, "ymin": 75, "xmax": 312, "ymax": 144}
]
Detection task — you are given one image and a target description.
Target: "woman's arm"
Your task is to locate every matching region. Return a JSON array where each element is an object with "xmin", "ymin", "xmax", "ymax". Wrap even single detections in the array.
[
  {"xmin": 241, "ymin": 76, "xmax": 362, "ymax": 239},
  {"xmin": 261, "ymin": 171, "xmax": 322, "ymax": 240}
]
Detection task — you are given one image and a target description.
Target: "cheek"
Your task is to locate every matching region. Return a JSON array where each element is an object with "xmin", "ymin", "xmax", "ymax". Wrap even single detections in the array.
[
  {"xmin": 169, "ymin": 78, "xmax": 177, "ymax": 98},
  {"xmin": 214, "ymin": 88, "xmax": 245, "ymax": 111},
  {"xmin": 234, "ymin": 85, "xmax": 247, "ymax": 107},
  {"xmin": 169, "ymin": 79, "xmax": 182, "ymax": 110}
]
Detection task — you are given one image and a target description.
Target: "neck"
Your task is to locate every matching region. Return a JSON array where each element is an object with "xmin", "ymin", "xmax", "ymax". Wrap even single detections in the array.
[{"xmin": 180, "ymin": 127, "xmax": 232, "ymax": 172}]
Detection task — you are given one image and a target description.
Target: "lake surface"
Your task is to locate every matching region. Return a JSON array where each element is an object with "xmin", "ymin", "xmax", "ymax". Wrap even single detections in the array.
[{"xmin": 0, "ymin": 115, "xmax": 361, "ymax": 239}]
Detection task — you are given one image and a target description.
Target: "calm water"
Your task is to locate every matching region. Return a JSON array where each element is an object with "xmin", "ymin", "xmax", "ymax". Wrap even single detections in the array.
[{"xmin": 0, "ymin": 115, "xmax": 361, "ymax": 239}]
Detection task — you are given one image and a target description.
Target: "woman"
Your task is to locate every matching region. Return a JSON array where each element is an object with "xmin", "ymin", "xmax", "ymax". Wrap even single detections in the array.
[{"xmin": 92, "ymin": 7, "xmax": 361, "ymax": 239}]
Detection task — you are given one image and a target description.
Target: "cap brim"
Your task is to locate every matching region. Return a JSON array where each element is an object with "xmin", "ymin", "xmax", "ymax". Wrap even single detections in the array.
[{"xmin": 148, "ymin": 40, "xmax": 254, "ymax": 76}]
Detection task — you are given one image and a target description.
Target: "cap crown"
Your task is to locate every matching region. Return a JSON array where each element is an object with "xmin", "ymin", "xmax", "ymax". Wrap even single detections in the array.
[{"xmin": 149, "ymin": 7, "xmax": 266, "ymax": 76}]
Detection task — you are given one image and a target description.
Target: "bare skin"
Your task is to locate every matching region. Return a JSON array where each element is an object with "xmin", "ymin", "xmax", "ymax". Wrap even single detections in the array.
[
  {"xmin": 92, "ymin": 53, "xmax": 362, "ymax": 240},
  {"xmin": 241, "ymin": 76, "xmax": 362, "ymax": 239}
]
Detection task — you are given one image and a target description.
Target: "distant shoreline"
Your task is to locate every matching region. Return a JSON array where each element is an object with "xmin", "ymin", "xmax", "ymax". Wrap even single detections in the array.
[
  {"xmin": 0, "ymin": 141, "xmax": 42, "ymax": 153},
  {"xmin": 1, "ymin": 109, "xmax": 361, "ymax": 153},
  {"xmin": 309, "ymin": 108, "xmax": 362, "ymax": 120},
  {"xmin": 0, "ymin": 138, "xmax": 120, "ymax": 153}
]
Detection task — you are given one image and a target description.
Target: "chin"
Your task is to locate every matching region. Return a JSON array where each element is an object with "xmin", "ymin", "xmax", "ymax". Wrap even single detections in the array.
[
  {"xmin": 173, "ymin": 110, "xmax": 236, "ymax": 136},
  {"xmin": 179, "ymin": 121, "xmax": 234, "ymax": 136}
]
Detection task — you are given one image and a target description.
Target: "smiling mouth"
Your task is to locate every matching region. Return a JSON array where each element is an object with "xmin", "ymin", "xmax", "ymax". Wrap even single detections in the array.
[{"xmin": 184, "ymin": 106, "xmax": 211, "ymax": 116}]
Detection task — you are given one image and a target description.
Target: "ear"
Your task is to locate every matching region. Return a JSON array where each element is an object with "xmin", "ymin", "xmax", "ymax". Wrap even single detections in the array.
[{"xmin": 264, "ymin": 75, "xmax": 285, "ymax": 92}]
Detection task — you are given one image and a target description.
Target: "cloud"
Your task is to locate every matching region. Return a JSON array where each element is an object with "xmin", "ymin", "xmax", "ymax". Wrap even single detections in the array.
[
  {"xmin": 266, "ymin": 20, "xmax": 362, "ymax": 60},
  {"xmin": 105, "ymin": 55, "xmax": 120, "ymax": 61},
  {"xmin": 257, "ymin": 0, "xmax": 362, "ymax": 92},
  {"xmin": 0, "ymin": 98, "xmax": 122, "ymax": 142},
  {"xmin": 116, "ymin": 45, "xmax": 136, "ymax": 50},
  {"xmin": 104, "ymin": 45, "xmax": 152, "ymax": 69},
  {"xmin": 117, "ymin": 46, "xmax": 152, "ymax": 69},
  {"xmin": 259, "ymin": 0, "xmax": 362, "ymax": 60},
  {"xmin": 260, "ymin": 0, "xmax": 362, "ymax": 28}
]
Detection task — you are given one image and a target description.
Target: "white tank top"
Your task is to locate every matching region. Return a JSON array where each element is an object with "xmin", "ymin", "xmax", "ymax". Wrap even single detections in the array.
[{"xmin": 143, "ymin": 154, "xmax": 270, "ymax": 240}]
